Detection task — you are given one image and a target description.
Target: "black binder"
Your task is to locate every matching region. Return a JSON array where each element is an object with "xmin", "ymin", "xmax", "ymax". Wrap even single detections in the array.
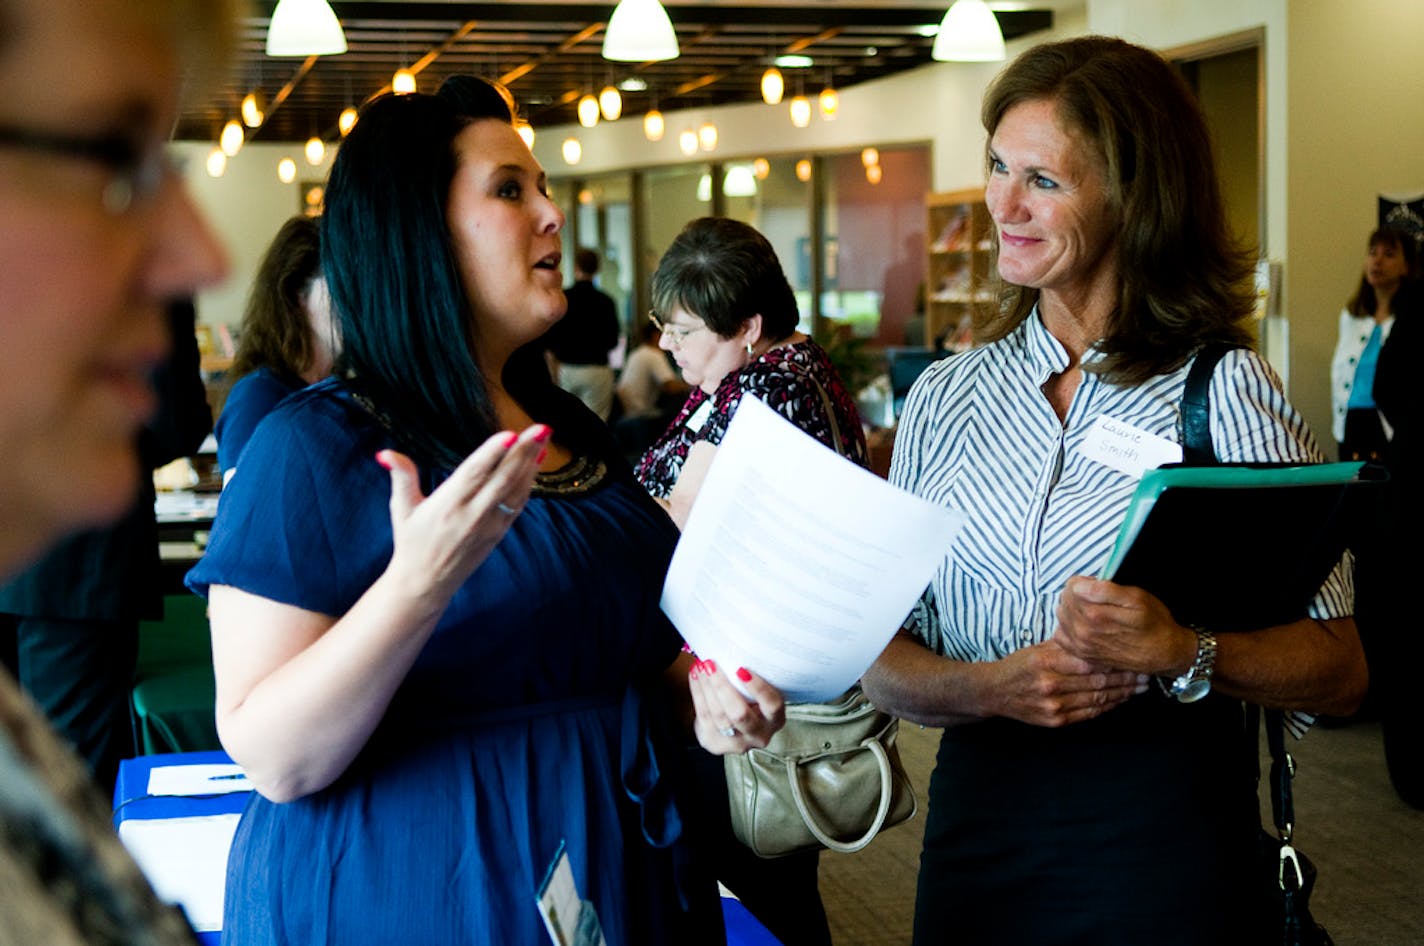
[{"xmin": 1100, "ymin": 461, "xmax": 1386, "ymax": 632}]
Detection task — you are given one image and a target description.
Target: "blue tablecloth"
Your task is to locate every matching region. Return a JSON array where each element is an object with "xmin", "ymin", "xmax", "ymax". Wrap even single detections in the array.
[{"xmin": 114, "ymin": 751, "xmax": 782, "ymax": 945}]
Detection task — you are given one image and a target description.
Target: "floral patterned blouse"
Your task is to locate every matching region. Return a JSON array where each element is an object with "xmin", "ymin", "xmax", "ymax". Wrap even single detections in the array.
[{"xmin": 634, "ymin": 339, "xmax": 868, "ymax": 497}]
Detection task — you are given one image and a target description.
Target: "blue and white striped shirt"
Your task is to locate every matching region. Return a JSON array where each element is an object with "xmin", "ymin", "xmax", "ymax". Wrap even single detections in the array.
[{"xmin": 892, "ymin": 311, "xmax": 1352, "ymax": 671}]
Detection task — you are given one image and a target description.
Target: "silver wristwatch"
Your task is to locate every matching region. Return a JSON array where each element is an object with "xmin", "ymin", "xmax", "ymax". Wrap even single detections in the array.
[{"xmin": 1160, "ymin": 629, "xmax": 1217, "ymax": 703}]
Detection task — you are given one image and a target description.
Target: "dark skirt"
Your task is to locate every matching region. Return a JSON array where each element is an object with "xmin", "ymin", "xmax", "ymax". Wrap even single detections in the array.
[{"xmin": 913, "ymin": 691, "xmax": 1264, "ymax": 946}]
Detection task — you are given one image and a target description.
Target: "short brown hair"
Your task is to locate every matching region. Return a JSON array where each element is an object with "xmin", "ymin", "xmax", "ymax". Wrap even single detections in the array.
[
  {"xmin": 650, "ymin": 217, "xmax": 799, "ymax": 340},
  {"xmin": 979, "ymin": 36, "xmax": 1256, "ymax": 383}
]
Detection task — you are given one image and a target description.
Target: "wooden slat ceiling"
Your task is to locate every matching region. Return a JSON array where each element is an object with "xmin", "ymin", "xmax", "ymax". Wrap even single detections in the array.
[{"xmin": 178, "ymin": 2, "xmax": 1054, "ymax": 144}]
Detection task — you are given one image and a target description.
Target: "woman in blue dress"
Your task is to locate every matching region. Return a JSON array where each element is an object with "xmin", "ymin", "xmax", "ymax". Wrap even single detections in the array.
[{"xmin": 188, "ymin": 77, "xmax": 780, "ymax": 945}]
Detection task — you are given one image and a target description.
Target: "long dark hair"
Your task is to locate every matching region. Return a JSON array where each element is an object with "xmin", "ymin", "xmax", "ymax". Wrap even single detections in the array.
[
  {"xmin": 231, "ymin": 215, "xmax": 322, "ymax": 382},
  {"xmin": 1347, "ymin": 228, "xmax": 1420, "ymax": 317},
  {"xmin": 979, "ymin": 36, "xmax": 1256, "ymax": 383},
  {"xmin": 322, "ymin": 75, "xmax": 560, "ymax": 471}
]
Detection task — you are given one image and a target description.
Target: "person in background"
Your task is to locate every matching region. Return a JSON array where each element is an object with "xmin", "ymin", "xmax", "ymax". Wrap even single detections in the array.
[
  {"xmin": 544, "ymin": 246, "xmax": 621, "ymax": 419},
  {"xmin": 635, "ymin": 216, "xmax": 867, "ymax": 946},
  {"xmin": 0, "ymin": 0, "xmax": 235, "ymax": 941},
  {"xmin": 189, "ymin": 77, "xmax": 771, "ymax": 944},
  {"xmin": 0, "ymin": 299, "xmax": 212, "ymax": 794},
  {"xmin": 862, "ymin": 36, "xmax": 1366, "ymax": 945},
  {"xmin": 613, "ymin": 317, "xmax": 689, "ymax": 459},
  {"xmin": 1330, "ymin": 227, "xmax": 1418, "ymax": 462},
  {"xmin": 216, "ymin": 214, "xmax": 338, "ymax": 480}
]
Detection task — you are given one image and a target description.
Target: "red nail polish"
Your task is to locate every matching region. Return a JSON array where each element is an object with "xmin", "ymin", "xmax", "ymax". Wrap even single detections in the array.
[
  {"xmin": 688, "ymin": 662, "xmax": 700, "ymax": 679},
  {"xmin": 533, "ymin": 425, "xmax": 553, "ymax": 443},
  {"xmin": 703, "ymin": 659, "xmax": 717, "ymax": 674},
  {"xmin": 374, "ymin": 451, "xmax": 393, "ymax": 471},
  {"xmin": 536, "ymin": 447, "xmax": 548, "ymax": 465},
  {"xmin": 736, "ymin": 667, "xmax": 752, "ymax": 683},
  {"xmin": 681, "ymin": 642, "xmax": 693, "ymax": 653},
  {"xmin": 501, "ymin": 432, "xmax": 518, "ymax": 448}
]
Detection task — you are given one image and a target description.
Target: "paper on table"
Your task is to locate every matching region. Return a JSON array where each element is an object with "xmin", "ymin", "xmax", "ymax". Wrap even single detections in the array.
[
  {"xmin": 147, "ymin": 763, "xmax": 251, "ymax": 796},
  {"xmin": 662, "ymin": 396, "xmax": 966, "ymax": 703},
  {"xmin": 118, "ymin": 813, "xmax": 241, "ymax": 932}
]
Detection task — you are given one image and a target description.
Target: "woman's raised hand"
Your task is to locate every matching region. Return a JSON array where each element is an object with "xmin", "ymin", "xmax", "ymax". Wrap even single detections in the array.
[
  {"xmin": 378, "ymin": 424, "xmax": 550, "ymax": 604},
  {"xmin": 689, "ymin": 659, "xmax": 787, "ymax": 754}
]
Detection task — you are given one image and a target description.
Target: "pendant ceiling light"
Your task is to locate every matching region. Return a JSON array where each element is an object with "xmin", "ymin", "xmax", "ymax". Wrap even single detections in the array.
[
  {"xmin": 219, "ymin": 119, "xmax": 244, "ymax": 157},
  {"xmin": 338, "ymin": 106, "xmax": 359, "ymax": 136},
  {"xmin": 578, "ymin": 94, "xmax": 601, "ymax": 128},
  {"xmin": 931, "ymin": 0, "xmax": 1005, "ymax": 62},
  {"xmin": 819, "ymin": 84, "xmax": 839, "ymax": 121},
  {"xmin": 266, "ymin": 0, "xmax": 347, "ymax": 56},
  {"xmin": 761, "ymin": 67, "xmax": 784, "ymax": 106},
  {"xmin": 278, "ymin": 157, "xmax": 297, "ymax": 184},
  {"xmin": 602, "ymin": 0, "xmax": 680, "ymax": 62},
  {"xmin": 562, "ymin": 137, "xmax": 582, "ymax": 165},
  {"xmin": 643, "ymin": 108, "xmax": 665, "ymax": 142},
  {"xmin": 517, "ymin": 122, "xmax": 536, "ymax": 149},
  {"xmin": 789, "ymin": 94, "xmax": 812, "ymax": 129},
  {"xmin": 599, "ymin": 85, "xmax": 623, "ymax": 122},
  {"xmin": 305, "ymin": 136, "xmax": 326, "ymax": 166},
  {"xmin": 241, "ymin": 92, "xmax": 265, "ymax": 128},
  {"xmin": 392, "ymin": 69, "xmax": 417, "ymax": 94}
]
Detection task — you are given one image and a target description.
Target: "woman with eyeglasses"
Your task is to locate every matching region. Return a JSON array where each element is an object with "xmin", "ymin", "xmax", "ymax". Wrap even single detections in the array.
[
  {"xmin": 633, "ymin": 216, "xmax": 867, "ymax": 946},
  {"xmin": 0, "ymin": 0, "xmax": 235, "ymax": 941},
  {"xmin": 187, "ymin": 77, "xmax": 732, "ymax": 945}
]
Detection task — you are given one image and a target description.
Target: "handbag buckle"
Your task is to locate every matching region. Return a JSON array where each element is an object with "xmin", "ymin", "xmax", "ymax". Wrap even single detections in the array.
[{"xmin": 1278, "ymin": 842, "xmax": 1305, "ymax": 892}]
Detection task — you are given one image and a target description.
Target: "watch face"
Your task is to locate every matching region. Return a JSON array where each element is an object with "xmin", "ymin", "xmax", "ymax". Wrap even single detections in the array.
[{"xmin": 1177, "ymin": 678, "xmax": 1211, "ymax": 703}]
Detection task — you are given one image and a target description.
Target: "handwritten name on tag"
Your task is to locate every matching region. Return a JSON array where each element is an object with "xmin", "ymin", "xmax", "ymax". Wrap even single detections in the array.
[{"xmin": 1081, "ymin": 415, "xmax": 1182, "ymax": 479}]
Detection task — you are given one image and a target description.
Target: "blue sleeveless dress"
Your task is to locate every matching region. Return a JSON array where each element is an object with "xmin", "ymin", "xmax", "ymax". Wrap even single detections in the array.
[{"xmin": 187, "ymin": 378, "xmax": 719, "ymax": 945}]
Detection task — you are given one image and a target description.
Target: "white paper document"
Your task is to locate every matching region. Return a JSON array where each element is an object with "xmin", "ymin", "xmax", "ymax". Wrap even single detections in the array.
[
  {"xmin": 118, "ymin": 814, "xmax": 241, "ymax": 932},
  {"xmin": 662, "ymin": 396, "xmax": 966, "ymax": 702}
]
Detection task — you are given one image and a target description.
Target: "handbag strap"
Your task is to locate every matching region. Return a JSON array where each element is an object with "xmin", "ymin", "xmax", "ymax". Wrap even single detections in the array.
[
  {"xmin": 809, "ymin": 375, "xmax": 847, "ymax": 459},
  {"xmin": 1181, "ymin": 342, "xmax": 1233, "ymax": 466}
]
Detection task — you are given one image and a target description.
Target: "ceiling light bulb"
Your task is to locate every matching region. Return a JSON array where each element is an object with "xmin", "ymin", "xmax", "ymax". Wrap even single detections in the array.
[
  {"xmin": 305, "ymin": 136, "xmax": 326, "ymax": 165},
  {"xmin": 266, "ymin": 0, "xmax": 348, "ymax": 56},
  {"xmin": 866, "ymin": 163, "xmax": 883, "ymax": 185},
  {"xmin": 643, "ymin": 109, "xmax": 665, "ymax": 141},
  {"xmin": 578, "ymin": 94, "xmax": 600, "ymax": 128},
  {"xmin": 795, "ymin": 159, "xmax": 812, "ymax": 182},
  {"xmin": 206, "ymin": 148, "xmax": 227, "ymax": 178},
  {"xmin": 562, "ymin": 137, "xmax": 582, "ymax": 165},
  {"xmin": 753, "ymin": 157, "xmax": 770, "ymax": 180},
  {"xmin": 723, "ymin": 164, "xmax": 757, "ymax": 198},
  {"xmin": 861, "ymin": 147, "xmax": 880, "ymax": 168},
  {"xmin": 599, "ymin": 85, "xmax": 623, "ymax": 121},
  {"xmin": 819, "ymin": 86, "xmax": 839, "ymax": 120},
  {"xmin": 602, "ymin": 0, "xmax": 680, "ymax": 62},
  {"xmin": 392, "ymin": 69, "xmax": 417, "ymax": 94},
  {"xmin": 241, "ymin": 92, "xmax": 265, "ymax": 128},
  {"xmin": 278, "ymin": 157, "xmax": 297, "ymax": 183},
  {"xmin": 931, "ymin": 0, "xmax": 1006, "ymax": 62},
  {"xmin": 761, "ymin": 67, "xmax": 784, "ymax": 106},
  {"xmin": 678, "ymin": 129, "xmax": 698, "ymax": 156},
  {"xmin": 789, "ymin": 95, "xmax": 812, "ymax": 129},
  {"xmin": 339, "ymin": 107, "xmax": 358, "ymax": 136},
  {"xmin": 698, "ymin": 122, "xmax": 717, "ymax": 152},
  {"xmin": 220, "ymin": 119, "xmax": 244, "ymax": 157},
  {"xmin": 517, "ymin": 122, "xmax": 535, "ymax": 148}
]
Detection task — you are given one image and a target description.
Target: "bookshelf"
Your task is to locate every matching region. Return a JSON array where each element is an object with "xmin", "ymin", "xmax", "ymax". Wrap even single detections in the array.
[{"xmin": 924, "ymin": 187, "xmax": 995, "ymax": 352}]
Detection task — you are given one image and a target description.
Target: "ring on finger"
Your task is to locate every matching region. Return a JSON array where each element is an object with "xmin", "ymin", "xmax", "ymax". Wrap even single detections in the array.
[
  {"xmin": 719, "ymin": 726, "xmax": 738, "ymax": 738},
  {"xmin": 496, "ymin": 502, "xmax": 521, "ymax": 516}
]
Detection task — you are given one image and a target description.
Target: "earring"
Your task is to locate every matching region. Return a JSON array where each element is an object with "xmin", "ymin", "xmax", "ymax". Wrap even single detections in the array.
[{"xmin": 745, "ymin": 342, "xmax": 754, "ymax": 356}]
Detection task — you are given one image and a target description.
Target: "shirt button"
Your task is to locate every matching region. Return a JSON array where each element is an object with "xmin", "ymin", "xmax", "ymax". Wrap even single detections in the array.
[{"xmin": 1019, "ymin": 627, "xmax": 1034, "ymax": 643}]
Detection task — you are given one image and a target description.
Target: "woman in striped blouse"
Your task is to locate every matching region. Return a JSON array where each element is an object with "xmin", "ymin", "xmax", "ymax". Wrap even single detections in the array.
[{"xmin": 862, "ymin": 36, "xmax": 1367, "ymax": 945}]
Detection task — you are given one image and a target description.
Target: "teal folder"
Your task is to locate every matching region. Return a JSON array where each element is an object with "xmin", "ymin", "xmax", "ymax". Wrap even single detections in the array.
[{"xmin": 1100, "ymin": 461, "xmax": 1385, "ymax": 632}]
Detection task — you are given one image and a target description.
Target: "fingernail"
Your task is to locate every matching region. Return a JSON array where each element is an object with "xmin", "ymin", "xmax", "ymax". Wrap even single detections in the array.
[
  {"xmin": 533, "ymin": 425, "xmax": 553, "ymax": 443},
  {"xmin": 374, "ymin": 451, "xmax": 394, "ymax": 471},
  {"xmin": 681, "ymin": 642, "xmax": 693, "ymax": 653},
  {"xmin": 501, "ymin": 432, "xmax": 518, "ymax": 448},
  {"xmin": 536, "ymin": 447, "xmax": 548, "ymax": 465},
  {"xmin": 736, "ymin": 667, "xmax": 752, "ymax": 682},
  {"xmin": 688, "ymin": 662, "xmax": 700, "ymax": 679},
  {"xmin": 703, "ymin": 659, "xmax": 717, "ymax": 674}
]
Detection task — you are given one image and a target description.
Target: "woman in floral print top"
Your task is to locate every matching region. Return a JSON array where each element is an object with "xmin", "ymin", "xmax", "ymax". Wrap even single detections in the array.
[{"xmin": 632, "ymin": 216, "xmax": 865, "ymax": 946}]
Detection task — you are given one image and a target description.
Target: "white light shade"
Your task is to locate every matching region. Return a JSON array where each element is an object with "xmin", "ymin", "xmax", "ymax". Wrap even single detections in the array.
[
  {"xmin": 795, "ymin": 159, "xmax": 812, "ymax": 182},
  {"xmin": 578, "ymin": 94, "xmax": 600, "ymax": 128},
  {"xmin": 206, "ymin": 148, "xmax": 227, "ymax": 178},
  {"xmin": 266, "ymin": 0, "xmax": 347, "ymax": 56},
  {"xmin": 241, "ymin": 92, "xmax": 264, "ymax": 128},
  {"xmin": 789, "ymin": 95, "xmax": 812, "ymax": 128},
  {"xmin": 562, "ymin": 137, "xmax": 582, "ymax": 165},
  {"xmin": 861, "ymin": 147, "xmax": 880, "ymax": 168},
  {"xmin": 339, "ymin": 107, "xmax": 359, "ymax": 136},
  {"xmin": 678, "ymin": 129, "xmax": 698, "ymax": 156},
  {"xmin": 392, "ymin": 69, "xmax": 417, "ymax": 94},
  {"xmin": 305, "ymin": 136, "xmax": 326, "ymax": 165},
  {"xmin": 602, "ymin": 0, "xmax": 679, "ymax": 62},
  {"xmin": 599, "ymin": 86, "xmax": 623, "ymax": 121},
  {"xmin": 761, "ymin": 67, "xmax": 784, "ymax": 106},
  {"xmin": 723, "ymin": 164, "xmax": 757, "ymax": 197},
  {"xmin": 696, "ymin": 173, "xmax": 711, "ymax": 203},
  {"xmin": 698, "ymin": 122, "xmax": 717, "ymax": 152},
  {"xmin": 931, "ymin": 0, "xmax": 1005, "ymax": 62},
  {"xmin": 819, "ymin": 86, "xmax": 839, "ymax": 120},
  {"xmin": 516, "ymin": 122, "xmax": 535, "ymax": 148},
  {"xmin": 643, "ymin": 109, "xmax": 665, "ymax": 141},
  {"xmin": 278, "ymin": 157, "xmax": 297, "ymax": 183},
  {"xmin": 219, "ymin": 119, "xmax": 244, "ymax": 156}
]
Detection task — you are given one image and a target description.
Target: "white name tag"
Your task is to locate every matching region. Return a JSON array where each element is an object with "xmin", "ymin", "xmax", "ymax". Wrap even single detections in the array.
[
  {"xmin": 686, "ymin": 398, "xmax": 715, "ymax": 433},
  {"xmin": 1081, "ymin": 415, "xmax": 1182, "ymax": 479}
]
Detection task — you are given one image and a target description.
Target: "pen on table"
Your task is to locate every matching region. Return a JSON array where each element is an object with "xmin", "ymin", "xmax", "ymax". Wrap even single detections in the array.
[{"xmin": 208, "ymin": 773, "xmax": 249, "ymax": 781}]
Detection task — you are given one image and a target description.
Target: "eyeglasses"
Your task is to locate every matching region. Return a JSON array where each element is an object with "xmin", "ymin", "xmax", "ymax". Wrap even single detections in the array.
[
  {"xmin": 648, "ymin": 310, "xmax": 706, "ymax": 345},
  {"xmin": 0, "ymin": 124, "xmax": 173, "ymax": 215}
]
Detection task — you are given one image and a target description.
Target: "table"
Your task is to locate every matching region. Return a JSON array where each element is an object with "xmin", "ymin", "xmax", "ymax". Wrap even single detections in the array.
[{"xmin": 114, "ymin": 752, "xmax": 783, "ymax": 945}]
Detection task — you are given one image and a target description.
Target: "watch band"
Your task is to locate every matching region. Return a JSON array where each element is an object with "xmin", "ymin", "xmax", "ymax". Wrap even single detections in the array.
[{"xmin": 1158, "ymin": 628, "xmax": 1218, "ymax": 703}]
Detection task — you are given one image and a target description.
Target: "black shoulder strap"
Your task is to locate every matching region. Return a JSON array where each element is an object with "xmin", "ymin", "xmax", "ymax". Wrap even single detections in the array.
[{"xmin": 1180, "ymin": 343, "xmax": 1234, "ymax": 467}]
